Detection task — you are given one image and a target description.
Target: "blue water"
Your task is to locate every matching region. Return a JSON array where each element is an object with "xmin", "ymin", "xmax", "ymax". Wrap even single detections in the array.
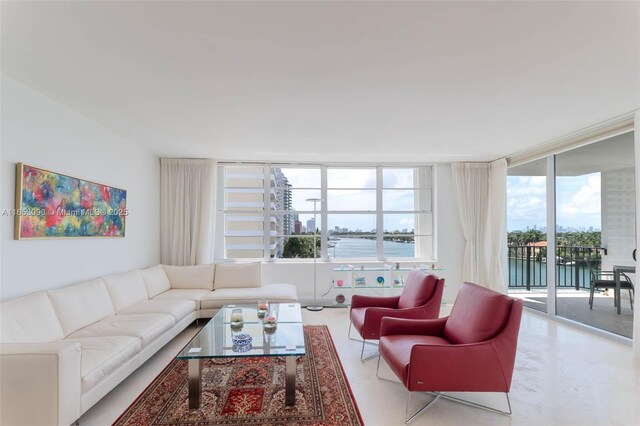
[
  {"xmin": 328, "ymin": 237, "xmax": 414, "ymax": 258},
  {"xmin": 508, "ymin": 258, "xmax": 592, "ymax": 288}
]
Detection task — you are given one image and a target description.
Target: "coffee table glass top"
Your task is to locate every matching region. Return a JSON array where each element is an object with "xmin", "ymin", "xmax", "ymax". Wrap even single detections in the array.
[{"xmin": 177, "ymin": 303, "xmax": 305, "ymax": 359}]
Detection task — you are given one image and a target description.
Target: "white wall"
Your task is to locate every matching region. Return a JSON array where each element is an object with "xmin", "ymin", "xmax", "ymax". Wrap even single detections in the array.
[
  {"xmin": 261, "ymin": 164, "xmax": 465, "ymax": 308},
  {"xmin": 634, "ymin": 115, "xmax": 640, "ymax": 358},
  {"xmin": 0, "ymin": 75, "xmax": 467, "ymax": 305},
  {"xmin": 601, "ymin": 167, "xmax": 636, "ymax": 271},
  {"xmin": 601, "ymin": 167, "xmax": 636, "ymax": 305},
  {"xmin": 0, "ymin": 76, "xmax": 160, "ymax": 300}
]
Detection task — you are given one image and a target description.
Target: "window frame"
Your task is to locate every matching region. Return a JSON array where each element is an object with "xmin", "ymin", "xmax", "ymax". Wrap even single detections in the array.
[{"xmin": 217, "ymin": 162, "xmax": 435, "ymax": 262}]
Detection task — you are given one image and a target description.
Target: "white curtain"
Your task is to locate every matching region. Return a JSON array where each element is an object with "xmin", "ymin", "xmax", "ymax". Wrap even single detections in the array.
[
  {"xmin": 160, "ymin": 158, "xmax": 216, "ymax": 266},
  {"xmin": 452, "ymin": 163, "xmax": 490, "ymax": 285},
  {"xmin": 488, "ymin": 158, "xmax": 508, "ymax": 293}
]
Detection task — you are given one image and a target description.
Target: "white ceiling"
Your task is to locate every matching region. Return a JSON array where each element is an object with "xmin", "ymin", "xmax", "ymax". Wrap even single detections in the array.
[{"xmin": 2, "ymin": 1, "xmax": 639, "ymax": 163}]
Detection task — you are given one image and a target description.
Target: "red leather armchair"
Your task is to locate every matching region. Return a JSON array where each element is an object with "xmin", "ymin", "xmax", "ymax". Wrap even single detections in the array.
[
  {"xmin": 378, "ymin": 282, "xmax": 523, "ymax": 421},
  {"xmin": 349, "ymin": 270, "xmax": 445, "ymax": 360}
]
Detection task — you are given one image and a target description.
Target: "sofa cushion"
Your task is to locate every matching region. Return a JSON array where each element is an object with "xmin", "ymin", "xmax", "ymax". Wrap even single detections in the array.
[
  {"xmin": 118, "ymin": 299, "xmax": 196, "ymax": 322},
  {"xmin": 65, "ymin": 336, "xmax": 141, "ymax": 392},
  {"xmin": 151, "ymin": 289, "xmax": 212, "ymax": 309},
  {"xmin": 200, "ymin": 283, "xmax": 297, "ymax": 310},
  {"xmin": 162, "ymin": 264, "xmax": 215, "ymax": 290},
  {"xmin": 103, "ymin": 271, "xmax": 149, "ymax": 313},
  {"xmin": 397, "ymin": 270, "xmax": 437, "ymax": 309},
  {"xmin": 48, "ymin": 278, "xmax": 115, "ymax": 337},
  {"xmin": 139, "ymin": 265, "xmax": 171, "ymax": 298},
  {"xmin": 214, "ymin": 263, "xmax": 261, "ymax": 290},
  {"xmin": 443, "ymin": 282, "xmax": 513, "ymax": 344},
  {"xmin": 0, "ymin": 292, "xmax": 65, "ymax": 343},
  {"xmin": 67, "ymin": 313, "xmax": 175, "ymax": 348}
]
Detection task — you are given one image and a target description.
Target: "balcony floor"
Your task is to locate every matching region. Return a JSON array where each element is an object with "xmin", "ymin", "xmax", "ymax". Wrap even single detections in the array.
[{"xmin": 509, "ymin": 289, "xmax": 634, "ymax": 338}]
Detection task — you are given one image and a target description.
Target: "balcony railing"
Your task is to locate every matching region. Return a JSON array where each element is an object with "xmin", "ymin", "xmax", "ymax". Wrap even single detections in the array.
[{"xmin": 508, "ymin": 245, "xmax": 604, "ymax": 290}]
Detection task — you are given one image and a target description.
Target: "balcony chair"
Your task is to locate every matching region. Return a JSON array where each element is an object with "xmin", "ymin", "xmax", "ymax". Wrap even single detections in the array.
[
  {"xmin": 589, "ymin": 270, "xmax": 634, "ymax": 310},
  {"xmin": 348, "ymin": 269, "xmax": 445, "ymax": 361},
  {"xmin": 377, "ymin": 282, "xmax": 523, "ymax": 423}
]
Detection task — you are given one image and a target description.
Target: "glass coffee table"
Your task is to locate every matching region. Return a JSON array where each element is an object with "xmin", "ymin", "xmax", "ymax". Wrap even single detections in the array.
[{"xmin": 177, "ymin": 303, "xmax": 305, "ymax": 408}]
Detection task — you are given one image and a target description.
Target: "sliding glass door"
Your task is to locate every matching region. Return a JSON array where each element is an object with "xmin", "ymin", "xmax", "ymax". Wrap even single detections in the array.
[
  {"xmin": 555, "ymin": 133, "xmax": 635, "ymax": 337},
  {"xmin": 507, "ymin": 158, "xmax": 548, "ymax": 313},
  {"xmin": 508, "ymin": 131, "xmax": 635, "ymax": 338}
]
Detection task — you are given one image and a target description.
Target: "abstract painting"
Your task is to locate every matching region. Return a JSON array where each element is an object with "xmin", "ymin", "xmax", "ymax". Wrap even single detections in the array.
[{"xmin": 15, "ymin": 163, "xmax": 127, "ymax": 239}]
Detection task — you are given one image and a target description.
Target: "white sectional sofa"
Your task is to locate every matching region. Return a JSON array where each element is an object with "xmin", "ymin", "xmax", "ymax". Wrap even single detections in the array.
[{"xmin": 0, "ymin": 263, "xmax": 297, "ymax": 426}]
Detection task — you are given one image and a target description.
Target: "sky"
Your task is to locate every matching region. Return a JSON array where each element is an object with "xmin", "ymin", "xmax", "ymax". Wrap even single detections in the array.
[
  {"xmin": 285, "ymin": 167, "xmax": 604, "ymax": 233},
  {"xmin": 280, "ymin": 167, "xmax": 420, "ymax": 233},
  {"xmin": 507, "ymin": 172, "xmax": 601, "ymax": 231}
]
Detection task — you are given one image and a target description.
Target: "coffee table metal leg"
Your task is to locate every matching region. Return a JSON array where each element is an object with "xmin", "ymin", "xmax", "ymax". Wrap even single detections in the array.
[
  {"xmin": 285, "ymin": 356, "xmax": 296, "ymax": 406},
  {"xmin": 188, "ymin": 358, "xmax": 202, "ymax": 409}
]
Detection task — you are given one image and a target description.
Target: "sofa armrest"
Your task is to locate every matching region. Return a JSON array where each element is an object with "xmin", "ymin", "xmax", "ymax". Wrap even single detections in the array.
[
  {"xmin": 351, "ymin": 295, "xmax": 400, "ymax": 309},
  {"xmin": 366, "ymin": 305, "xmax": 439, "ymax": 320},
  {"xmin": 380, "ymin": 317, "xmax": 448, "ymax": 337},
  {"xmin": 1, "ymin": 341, "xmax": 82, "ymax": 426},
  {"xmin": 407, "ymin": 341, "xmax": 509, "ymax": 392}
]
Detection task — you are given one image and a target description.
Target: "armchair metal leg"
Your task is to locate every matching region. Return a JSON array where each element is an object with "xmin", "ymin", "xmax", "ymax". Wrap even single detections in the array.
[
  {"xmin": 348, "ymin": 321, "xmax": 379, "ymax": 361},
  {"xmin": 403, "ymin": 391, "xmax": 512, "ymax": 423},
  {"xmin": 378, "ymin": 358, "xmax": 512, "ymax": 422},
  {"xmin": 405, "ymin": 392, "xmax": 441, "ymax": 423},
  {"xmin": 376, "ymin": 356, "xmax": 403, "ymax": 384},
  {"xmin": 438, "ymin": 392, "xmax": 512, "ymax": 416},
  {"xmin": 360, "ymin": 338, "xmax": 379, "ymax": 362},
  {"xmin": 347, "ymin": 321, "xmax": 359, "ymax": 341}
]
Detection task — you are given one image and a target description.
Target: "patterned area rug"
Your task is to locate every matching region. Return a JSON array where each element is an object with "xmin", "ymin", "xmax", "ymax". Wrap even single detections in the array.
[{"xmin": 114, "ymin": 325, "xmax": 363, "ymax": 425}]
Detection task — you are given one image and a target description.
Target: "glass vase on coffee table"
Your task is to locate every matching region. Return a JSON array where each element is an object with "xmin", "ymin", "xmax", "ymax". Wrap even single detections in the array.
[{"xmin": 257, "ymin": 300, "xmax": 269, "ymax": 318}]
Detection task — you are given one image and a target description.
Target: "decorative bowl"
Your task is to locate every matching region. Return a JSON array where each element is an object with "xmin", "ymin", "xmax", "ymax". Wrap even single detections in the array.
[
  {"xmin": 232, "ymin": 332, "xmax": 252, "ymax": 346},
  {"xmin": 232, "ymin": 342, "xmax": 253, "ymax": 352}
]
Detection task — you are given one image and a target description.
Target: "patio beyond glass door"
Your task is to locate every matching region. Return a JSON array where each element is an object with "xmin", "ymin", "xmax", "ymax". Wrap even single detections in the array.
[
  {"xmin": 554, "ymin": 133, "xmax": 635, "ymax": 338},
  {"xmin": 507, "ymin": 158, "xmax": 548, "ymax": 313}
]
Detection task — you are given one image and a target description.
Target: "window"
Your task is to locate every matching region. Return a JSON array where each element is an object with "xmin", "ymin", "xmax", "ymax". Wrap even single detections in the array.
[
  {"xmin": 327, "ymin": 168, "xmax": 377, "ymax": 259},
  {"xmin": 222, "ymin": 165, "xmax": 266, "ymax": 259},
  {"xmin": 271, "ymin": 167, "xmax": 321, "ymax": 259},
  {"xmin": 382, "ymin": 168, "xmax": 433, "ymax": 259},
  {"xmin": 217, "ymin": 164, "xmax": 434, "ymax": 260}
]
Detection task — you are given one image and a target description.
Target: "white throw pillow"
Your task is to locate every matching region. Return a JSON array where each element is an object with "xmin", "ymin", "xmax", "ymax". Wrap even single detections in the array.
[
  {"xmin": 0, "ymin": 291, "xmax": 65, "ymax": 343},
  {"xmin": 214, "ymin": 263, "xmax": 261, "ymax": 290},
  {"xmin": 139, "ymin": 265, "xmax": 171, "ymax": 298},
  {"xmin": 102, "ymin": 270, "xmax": 149, "ymax": 313},
  {"xmin": 162, "ymin": 264, "xmax": 215, "ymax": 290},
  {"xmin": 48, "ymin": 278, "xmax": 115, "ymax": 336}
]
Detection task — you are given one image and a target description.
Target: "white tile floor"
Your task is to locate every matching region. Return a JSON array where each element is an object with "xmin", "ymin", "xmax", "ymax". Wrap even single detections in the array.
[
  {"xmin": 510, "ymin": 289, "xmax": 634, "ymax": 338},
  {"xmin": 78, "ymin": 308, "xmax": 640, "ymax": 426}
]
